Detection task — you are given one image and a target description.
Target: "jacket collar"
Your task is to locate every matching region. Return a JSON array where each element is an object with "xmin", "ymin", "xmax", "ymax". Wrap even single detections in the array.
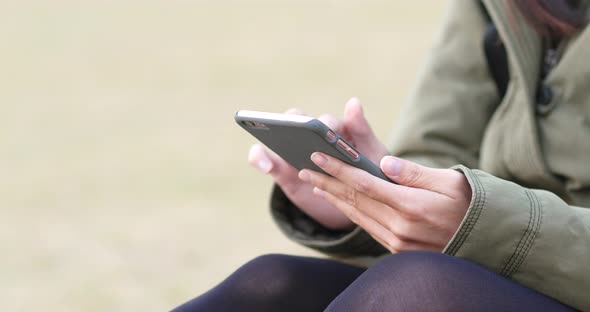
[
  {"xmin": 481, "ymin": 0, "xmax": 543, "ymax": 98},
  {"xmin": 480, "ymin": 0, "xmax": 551, "ymax": 185}
]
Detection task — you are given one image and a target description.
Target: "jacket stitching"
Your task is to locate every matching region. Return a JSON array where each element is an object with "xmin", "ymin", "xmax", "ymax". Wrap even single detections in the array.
[
  {"xmin": 446, "ymin": 169, "xmax": 487, "ymax": 255},
  {"xmin": 444, "ymin": 177, "xmax": 475, "ymax": 254},
  {"xmin": 506, "ymin": 191, "xmax": 542, "ymax": 277},
  {"xmin": 517, "ymin": 190, "xmax": 542, "ymax": 274},
  {"xmin": 452, "ymin": 170, "xmax": 486, "ymax": 254},
  {"xmin": 505, "ymin": 190, "xmax": 540, "ymax": 276},
  {"xmin": 499, "ymin": 190, "xmax": 534, "ymax": 275},
  {"xmin": 500, "ymin": 189, "xmax": 540, "ymax": 276}
]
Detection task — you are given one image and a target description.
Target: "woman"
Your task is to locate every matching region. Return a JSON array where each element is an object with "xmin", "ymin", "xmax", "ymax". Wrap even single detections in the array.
[{"xmin": 175, "ymin": 0, "xmax": 589, "ymax": 310}]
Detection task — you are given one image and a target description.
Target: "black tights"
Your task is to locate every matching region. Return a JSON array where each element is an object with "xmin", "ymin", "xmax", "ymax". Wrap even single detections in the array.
[{"xmin": 172, "ymin": 251, "xmax": 574, "ymax": 312}]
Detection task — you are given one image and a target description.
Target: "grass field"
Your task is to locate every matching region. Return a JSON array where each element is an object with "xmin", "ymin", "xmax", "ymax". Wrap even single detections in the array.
[{"xmin": 1, "ymin": 1, "xmax": 446, "ymax": 310}]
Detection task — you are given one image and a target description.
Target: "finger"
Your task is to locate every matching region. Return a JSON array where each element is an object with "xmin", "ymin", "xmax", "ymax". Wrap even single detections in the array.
[
  {"xmin": 248, "ymin": 144, "xmax": 273, "ymax": 174},
  {"xmin": 314, "ymin": 187, "xmax": 437, "ymax": 253},
  {"xmin": 307, "ymin": 152, "xmax": 422, "ymax": 214},
  {"xmin": 380, "ymin": 156, "xmax": 460, "ymax": 195},
  {"xmin": 318, "ymin": 113, "xmax": 344, "ymax": 134},
  {"xmin": 284, "ymin": 109, "xmax": 347, "ymax": 141},
  {"xmin": 313, "ymin": 187, "xmax": 399, "ymax": 253},
  {"xmin": 343, "ymin": 98, "xmax": 374, "ymax": 139},
  {"xmin": 301, "ymin": 168, "xmax": 401, "ymax": 227},
  {"xmin": 248, "ymin": 144, "xmax": 299, "ymax": 188},
  {"xmin": 342, "ymin": 98, "xmax": 388, "ymax": 163},
  {"xmin": 301, "ymin": 165, "xmax": 435, "ymax": 242},
  {"xmin": 303, "ymin": 167, "xmax": 449, "ymax": 247}
]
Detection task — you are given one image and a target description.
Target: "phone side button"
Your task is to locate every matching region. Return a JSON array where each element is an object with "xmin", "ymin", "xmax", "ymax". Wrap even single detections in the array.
[
  {"xmin": 336, "ymin": 139, "xmax": 359, "ymax": 160},
  {"xmin": 326, "ymin": 131, "xmax": 336, "ymax": 142}
]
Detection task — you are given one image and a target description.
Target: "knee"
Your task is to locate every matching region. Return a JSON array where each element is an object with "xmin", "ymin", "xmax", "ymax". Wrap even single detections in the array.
[
  {"xmin": 374, "ymin": 251, "xmax": 459, "ymax": 275},
  {"xmin": 371, "ymin": 251, "xmax": 474, "ymax": 284},
  {"xmin": 326, "ymin": 251, "xmax": 470, "ymax": 311},
  {"xmin": 240, "ymin": 253, "xmax": 301, "ymax": 281},
  {"xmin": 225, "ymin": 254, "xmax": 302, "ymax": 300},
  {"xmin": 172, "ymin": 254, "xmax": 299, "ymax": 311}
]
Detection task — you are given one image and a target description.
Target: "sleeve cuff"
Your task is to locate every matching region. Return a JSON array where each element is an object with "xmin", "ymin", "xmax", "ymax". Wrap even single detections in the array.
[{"xmin": 443, "ymin": 165, "xmax": 541, "ymax": 276}]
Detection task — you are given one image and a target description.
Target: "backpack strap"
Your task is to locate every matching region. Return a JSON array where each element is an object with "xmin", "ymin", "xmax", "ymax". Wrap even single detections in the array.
[{"xmin": 480, "ymin": 0, "xmax": 510, "ymax": 99}]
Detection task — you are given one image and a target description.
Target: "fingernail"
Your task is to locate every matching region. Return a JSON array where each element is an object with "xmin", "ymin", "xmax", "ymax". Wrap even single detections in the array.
[
  {"xmin": 382, "ymin": 156, "xmax": 401, "ymax": 177},
  {"xmin": 311, "ymin": 153, "xmax": 328, "ymax": 166},
  {"xmin": 257, "ymin": 159, "xmax": 272, "ymax": 173},
  {"xmin": 299, "ymin": 170, "xmax": 310, "ymax": 182}
]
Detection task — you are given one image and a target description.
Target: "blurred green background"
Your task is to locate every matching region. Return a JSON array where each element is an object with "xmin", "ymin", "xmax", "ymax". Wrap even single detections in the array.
[{"xmin": 1, "ymin": 1, "xmax": 447, "ymax": 310}]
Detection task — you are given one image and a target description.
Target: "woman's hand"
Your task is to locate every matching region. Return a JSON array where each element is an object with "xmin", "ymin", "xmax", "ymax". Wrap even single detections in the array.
[
  {"xmin": 298, "ymin": 153, "xmax": 472, "ymax": 252},
  {"xmin": 248, "ymin": 98, "xmax": 389, "ymax": 230}
]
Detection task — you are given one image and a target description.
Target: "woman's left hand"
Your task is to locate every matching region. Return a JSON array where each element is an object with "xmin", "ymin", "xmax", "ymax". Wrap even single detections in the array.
[{"xmin": 298, "ymin": 153, "xmax": 472, "ymax": 253}]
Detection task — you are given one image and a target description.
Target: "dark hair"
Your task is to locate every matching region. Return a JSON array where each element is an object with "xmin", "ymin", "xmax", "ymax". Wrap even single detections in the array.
[{"xmin": 511, "ymin": 0, "xmax": 587, "ymax": 37}]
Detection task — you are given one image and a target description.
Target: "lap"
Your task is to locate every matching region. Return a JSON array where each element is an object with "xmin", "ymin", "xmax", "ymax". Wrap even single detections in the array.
[
  {"xmin": 172, "ymin": 251, "xmax": 575, "ymax": 312},
  {"xmin": 326, "ymin": 251, "xmax": 574, "ymax": 312}
]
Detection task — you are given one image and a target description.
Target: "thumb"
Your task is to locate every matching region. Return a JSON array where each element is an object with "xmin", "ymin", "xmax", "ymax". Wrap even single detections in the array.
[
  {"xmin": 248, "ymin": 144, "xmax": 300, "ymax": 188},
  {"xmin": 318, "ymin": 113, "xmax": 344, "ymax": 134},
  {"xmin": 380, "ymin": 156, "xmax": 447, "ymax": 191},
  {"xmin": 248, "ymin": 144, "xmax": 274, "ymax": 174},
  {"xmin": 343, "ymin": 97, "xmax": 375, "ymax": 139},
  {"xmin": 343, "ymin": 98, "xmax": 388, "ymax": 163}
]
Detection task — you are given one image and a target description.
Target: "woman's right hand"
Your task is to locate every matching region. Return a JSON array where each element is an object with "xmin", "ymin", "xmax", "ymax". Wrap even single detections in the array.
[{"xmin": 248, "ymin": 98, "xmax": 389, "ymax": 230}]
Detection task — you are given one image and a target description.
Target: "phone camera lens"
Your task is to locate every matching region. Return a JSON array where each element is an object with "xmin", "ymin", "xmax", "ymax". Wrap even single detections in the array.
[{"xmin": 243, "ymin": 120, "xmax": 268, "ymax": 129}]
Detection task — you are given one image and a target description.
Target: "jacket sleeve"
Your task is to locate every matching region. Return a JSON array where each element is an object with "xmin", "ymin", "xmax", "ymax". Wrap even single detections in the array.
[
  {"xmin": 447, "ymin": 166, "xmax": 590, "ymax": 310},
  {"xmin": 270, "ymin": 0, "xmax": 499, "ymax": 265}
]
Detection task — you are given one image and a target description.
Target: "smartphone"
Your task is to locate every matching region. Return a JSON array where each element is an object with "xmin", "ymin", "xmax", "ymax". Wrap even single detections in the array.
[{"xmin": 235, "ymin": 110, "xmax": 391, "ymax": 182}]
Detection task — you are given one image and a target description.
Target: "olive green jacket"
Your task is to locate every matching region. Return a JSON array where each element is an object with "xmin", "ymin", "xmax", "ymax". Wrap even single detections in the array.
[{"xmin": 270, "ymin": 0, "xmax": 590, "ymax": 310}]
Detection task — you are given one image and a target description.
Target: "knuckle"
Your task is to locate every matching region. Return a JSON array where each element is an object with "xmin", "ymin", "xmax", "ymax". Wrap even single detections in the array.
[
  {"xmin": 343, "ymin": 187, "xmax": 359, "ymax": 207},
  {"xmin": 394, "ymin": 191, "xmax": 413, "ymax": 213},
  {"xmin": 409, "ymin": 198, "xmax": 430, "ymax": 219},
  {"xmin": 390, "ymin": 220, "xmax": 414, "ymax": 242},
  {"xmin": 402, "ymin": 209, "xmax": 422, "ymax": 222},
  {"xmin": 404, "ymin": 164, "xmax": 423, "ymax": 185},
  {"xmin": 330, "ymin": 162, "xmax": 343, "ymax": 177},
  {"xmin": 354, "ymin": 175, "xmax": 373, "ymax": 195},
  {"xmin": 394, "ymin": 192, "xmax": 425, "ymax": 221},
  {"xmin": 414, "ymin": 204, "xmax": 429, "ymax": 219}
]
